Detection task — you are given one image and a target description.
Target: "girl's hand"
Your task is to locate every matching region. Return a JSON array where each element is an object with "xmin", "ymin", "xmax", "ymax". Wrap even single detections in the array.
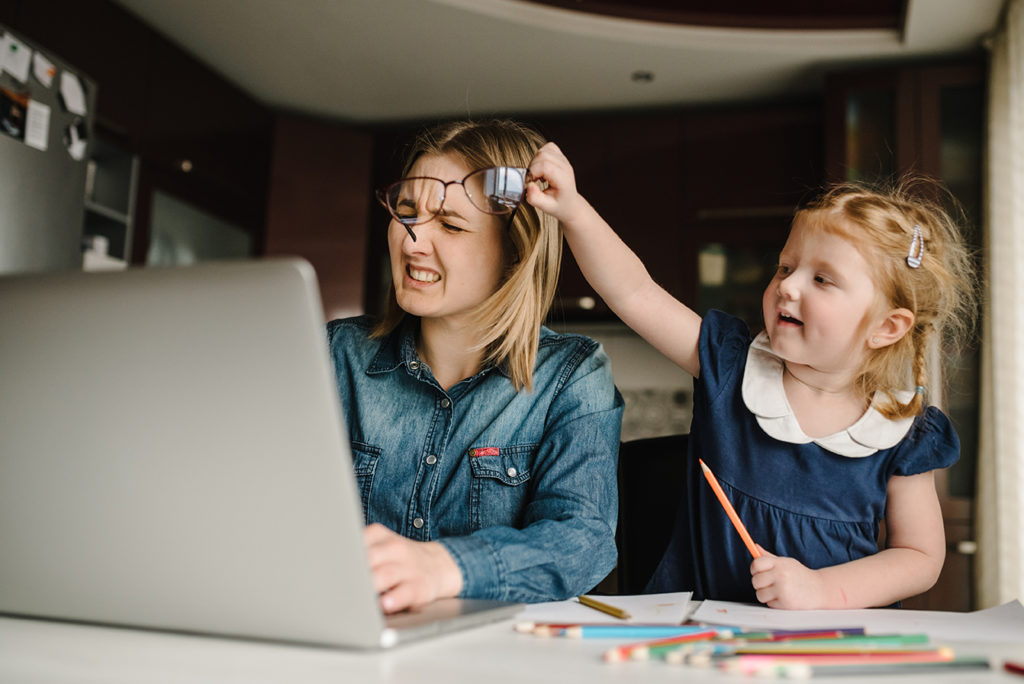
[
  {"xmin": 750, "ymin": 544, "xmax": 830, "ymax": 609},
  {"xmin": 364, "ymin": 523, "xmax": 463, "ymax": 614},
  {"xmin": 525, "ymin": 142, "xmax": 592, "ymax": 227}
]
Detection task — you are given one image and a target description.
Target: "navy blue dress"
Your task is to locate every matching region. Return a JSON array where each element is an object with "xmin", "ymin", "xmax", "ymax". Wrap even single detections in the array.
[{"xmin": 647, "ymin": 311, "xmax": 959, "ymax": 603}]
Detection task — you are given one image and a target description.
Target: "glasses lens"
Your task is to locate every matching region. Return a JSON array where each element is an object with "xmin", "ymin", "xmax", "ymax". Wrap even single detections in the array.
[
  {"xmin": 382, "ymin": 177, "xmax": 445, "ymax": 225},
  {"xmin": 463, "ymin": 167, "xmax": 526, "ymax": 215}
]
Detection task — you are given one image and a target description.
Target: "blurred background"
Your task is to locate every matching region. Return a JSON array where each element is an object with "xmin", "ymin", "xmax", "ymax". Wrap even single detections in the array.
[{"xmin": 0, "ymin": 0, "xmax": 1008, "ymax": 610}]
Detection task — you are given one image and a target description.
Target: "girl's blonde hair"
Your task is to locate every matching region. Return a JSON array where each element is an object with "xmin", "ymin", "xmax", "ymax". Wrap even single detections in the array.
[
  {"xmin": 372, "ymin": 119, "xmax": 562, "ymax": 392},
  {"xmin": 796, "ymin": 177, "xmax": 978, "ymax": 419}
]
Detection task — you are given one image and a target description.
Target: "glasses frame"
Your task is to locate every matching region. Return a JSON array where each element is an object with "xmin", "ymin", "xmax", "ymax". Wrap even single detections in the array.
[{"xmin": 375, "ymin": 166, "xmax": 530, "ymax": 241}]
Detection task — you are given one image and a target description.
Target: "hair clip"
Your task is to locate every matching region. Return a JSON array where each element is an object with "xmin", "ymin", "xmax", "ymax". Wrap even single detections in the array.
[
  {"xmin": 915, "ymin": 385, "xmax": 926, "ymax": 395},
  {"xmin": 907, "ymin": 225, "xmax": 924, "ymax": 268}
]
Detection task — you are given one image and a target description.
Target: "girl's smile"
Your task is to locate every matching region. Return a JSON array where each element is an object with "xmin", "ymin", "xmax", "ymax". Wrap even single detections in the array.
[{"xmin": 762, "ymin": 214, "xmax": 882, "ymax": 379}]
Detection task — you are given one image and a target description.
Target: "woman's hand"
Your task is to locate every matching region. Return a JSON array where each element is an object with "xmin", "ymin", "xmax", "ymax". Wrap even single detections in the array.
[
  {"xmin": 363, "ymin": 523, "xmax": 464, "ymax": 614},
  {"xmin": 750, "ymin": 544, "xmax": 829, "ymax": 609},
  {"xmin": 525, "ymin": 142, "xmax": 592, "ymax": 227}
]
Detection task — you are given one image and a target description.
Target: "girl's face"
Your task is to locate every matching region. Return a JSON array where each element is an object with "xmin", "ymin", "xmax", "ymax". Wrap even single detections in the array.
[
  {"xmin": 761, "ymin": 214, "xmax": 883, "ymax": 373},
  {"xmin": 387, "ymin": 153, "xmax": 509, "ymax": 327}
]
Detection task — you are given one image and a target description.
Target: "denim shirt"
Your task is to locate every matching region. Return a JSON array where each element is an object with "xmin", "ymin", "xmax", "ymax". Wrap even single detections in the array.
[{"xmin": 326, "ymin": 316, "xmax": 623, "ymax": 602}]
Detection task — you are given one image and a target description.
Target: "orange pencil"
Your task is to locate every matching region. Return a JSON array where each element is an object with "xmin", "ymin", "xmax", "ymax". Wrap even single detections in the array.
[{"xmin": 698, "ymin": 459, "xmax": 761, "ymax": 558}]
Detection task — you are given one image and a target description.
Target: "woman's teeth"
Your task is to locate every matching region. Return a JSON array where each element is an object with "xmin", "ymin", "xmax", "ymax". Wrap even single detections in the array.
[{"xmin": 409, "ymin": 267, "xmax": 440, "ymax": 283}]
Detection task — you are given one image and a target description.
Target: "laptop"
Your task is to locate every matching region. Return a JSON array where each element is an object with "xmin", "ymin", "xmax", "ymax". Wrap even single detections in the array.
[{"xmin": 0, "ymin": 258, "xmax": 521, "ymax": 649}]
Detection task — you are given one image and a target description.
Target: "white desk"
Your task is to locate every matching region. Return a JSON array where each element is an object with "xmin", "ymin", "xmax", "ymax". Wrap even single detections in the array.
[{"xmin": 2, "ymin": 614, "xmax": 1022, "ymax": 683}]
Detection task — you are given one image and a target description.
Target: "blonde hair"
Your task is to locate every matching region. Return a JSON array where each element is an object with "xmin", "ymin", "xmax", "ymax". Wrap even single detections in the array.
[
  {"xmin": 372, "ymin": 119, "xmax": 562, "ymax": 392},
  {"xmin": 796, "ymin": 177, "xmax": 978, "ymax": 419}
]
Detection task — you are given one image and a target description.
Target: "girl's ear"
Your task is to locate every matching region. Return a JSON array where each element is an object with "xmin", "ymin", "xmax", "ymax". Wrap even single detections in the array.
[{"xmin": 868, "ymin": 308, "xmax": 914, "ymax": 349}]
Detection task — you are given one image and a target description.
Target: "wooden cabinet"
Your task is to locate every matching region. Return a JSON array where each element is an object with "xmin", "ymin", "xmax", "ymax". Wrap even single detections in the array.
[
  {"xmin": 825, "ymin": 61, "xmax": 985, "ymax": 612},
  {"xmin": 533, "ymin": 105, "xmax": 822, "ymax": 324}
]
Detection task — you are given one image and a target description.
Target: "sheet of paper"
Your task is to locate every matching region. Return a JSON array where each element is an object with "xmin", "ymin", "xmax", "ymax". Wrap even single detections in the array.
[
  {"xmin": 516, "ymin": 592, "xmax": 692, "ymax": 625},
  {"xmin": 59, "ymin": 71, "xmax": 87, "ymax": 116},
  {"xmin": 32, "ymin": 51, "xmax": 55, "ymax": 87},
  {"xmin": 1, "ymin": 32, "xmax": 32, "ymax": 83},
  {"xmin": 24, "ymin": 100, "xmax": 49, "ymax": 151},
  {"xmin": 690, "ymin": 599, "xmax": 1024, "ymax": 643}
]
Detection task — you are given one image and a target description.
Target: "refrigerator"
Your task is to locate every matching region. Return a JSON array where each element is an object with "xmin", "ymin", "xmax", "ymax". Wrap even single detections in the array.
[{"xmin": 0, "ymin": 22, "xmax": 96, "ymax": 275}]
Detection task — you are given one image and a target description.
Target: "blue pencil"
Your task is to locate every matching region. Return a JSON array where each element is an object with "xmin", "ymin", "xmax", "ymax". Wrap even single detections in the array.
[{"xmin": 559, "ymin": 624, "xmax": 714, "ymax": 639}]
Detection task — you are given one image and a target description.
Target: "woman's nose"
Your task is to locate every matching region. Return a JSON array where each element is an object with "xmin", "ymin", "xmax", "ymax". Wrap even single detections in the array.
[{"xmin": 399, "ymin": 220, "xmax": 436, "ymax": 253}]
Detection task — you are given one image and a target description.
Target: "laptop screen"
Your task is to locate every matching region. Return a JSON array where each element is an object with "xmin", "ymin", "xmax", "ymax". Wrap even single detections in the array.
[{"xmin": 0, "ymin": 259, "xmax": 392, "ymax": 647}]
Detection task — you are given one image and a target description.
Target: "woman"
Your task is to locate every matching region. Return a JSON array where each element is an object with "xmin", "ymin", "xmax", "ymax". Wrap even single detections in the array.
[{"xmin": 327, "ymin": 119, "xmax": 623, "ymax": 614}]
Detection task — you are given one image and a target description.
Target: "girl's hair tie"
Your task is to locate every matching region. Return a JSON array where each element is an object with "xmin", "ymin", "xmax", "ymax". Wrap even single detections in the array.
[
  {"xmin": 915, "ymin": 385, "xmax": 926, "ymax": 395},
  {"xmin": 907, "ymin": 225, "xmax": 924, "ymax": 268}
]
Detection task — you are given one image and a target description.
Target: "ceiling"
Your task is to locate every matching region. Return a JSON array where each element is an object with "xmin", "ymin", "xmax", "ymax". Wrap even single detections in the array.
[{"xmin": 111, "ymin": 0, "xmax": 1005, "ymax": 124}]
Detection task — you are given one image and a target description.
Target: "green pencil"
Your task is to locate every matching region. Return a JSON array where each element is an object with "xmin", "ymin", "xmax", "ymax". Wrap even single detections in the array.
[{"xmin": 758, "ymin": 656, "xmax": 991, "ymax": 679}]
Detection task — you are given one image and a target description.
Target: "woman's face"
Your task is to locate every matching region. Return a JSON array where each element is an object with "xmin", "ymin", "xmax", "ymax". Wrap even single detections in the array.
[{"xmin": 387, "ymin": 153, "xmax": 509, "ymax": 327}]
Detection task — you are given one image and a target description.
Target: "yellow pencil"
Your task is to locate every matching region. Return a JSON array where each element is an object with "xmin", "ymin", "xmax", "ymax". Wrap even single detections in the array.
[
  {"xmin": 698, "ymin": 459, "xmax": 762, "ymax": 558},
  {"xmin": 577, "ymin": 594, "xmax": 631, "ymax": 620}
]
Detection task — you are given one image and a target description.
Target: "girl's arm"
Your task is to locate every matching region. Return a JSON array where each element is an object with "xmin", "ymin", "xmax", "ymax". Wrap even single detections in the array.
[
  {"xmin": 750, "ymin": 471, "xmax": 946, "ymax": 609},
  {"xmin": 527, "ymin": 142, "xmax": 703, "ymax": 377}
]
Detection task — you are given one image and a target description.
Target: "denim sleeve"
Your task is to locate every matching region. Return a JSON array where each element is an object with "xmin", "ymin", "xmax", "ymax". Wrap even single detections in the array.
[{"xmin": 438, "ymin": 344, "xmax": 624, "ymax": 602}]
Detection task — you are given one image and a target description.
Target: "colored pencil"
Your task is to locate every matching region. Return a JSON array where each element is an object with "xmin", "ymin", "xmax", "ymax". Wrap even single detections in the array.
[
  {"xmin": 756, "ymin": 656, "xmax": 990, "ymax": 679},
  {"xmin": 731, "ymin": 627, "xmax": 867, "ymax": 641},
  {"xmin": 1006, "ymin": 660, "xmax": 1024, "ymax": 676},
  {"xmin": 698, "ymin": 459, "xmax": 761, "ymax": 558},
  {"xmin": 557, "ymin": 625, "xmax": 711, "ymax": 639},
  {"xmin": 719, "ymin": 648, "xmax": 954, "ymax": 675},
  {"xmin": 602, "ymin": 628, "xmax": 722, "ymax": 662},
  {"xmin": 577, "ymin": 594, "xmax": 631, "ymax": 620}
]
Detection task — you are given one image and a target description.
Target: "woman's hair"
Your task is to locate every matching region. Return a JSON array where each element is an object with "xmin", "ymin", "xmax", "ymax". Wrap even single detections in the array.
[
  {"xmin": 372, "ymin": 119, "xmax": 562, "ymax": 392},
  {"xmin": 796, "ymin": 176, "xmax": 978, "ymax": 419}
]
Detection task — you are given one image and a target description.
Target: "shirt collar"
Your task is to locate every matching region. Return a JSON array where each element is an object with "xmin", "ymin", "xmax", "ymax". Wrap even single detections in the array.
[
  {"xmin": 741, "ymin": 332, "xmax": 914, "ymax": 457},
  {"xmin": 365, "ymin": 316, "xmax": 510, "ymax": 380}
]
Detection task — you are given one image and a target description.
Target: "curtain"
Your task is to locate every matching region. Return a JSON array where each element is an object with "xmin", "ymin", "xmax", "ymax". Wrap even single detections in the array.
[{"xmin": 977, "ymin": 0, "xmax": 1024, "ymax": 609}]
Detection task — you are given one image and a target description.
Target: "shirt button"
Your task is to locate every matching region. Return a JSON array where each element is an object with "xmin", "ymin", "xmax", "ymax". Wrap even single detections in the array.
[
  {"xmin": 425, "ymin": 454, "xmax": 438, "ymax": 465},
  {"xmin": 440, "ymin": 397, "xmax": 451, "ymax": 408},
  {"xmin": 412, "ymin": 517, "xmax": 424, "ymax": 529},
  {"xmin": 408, "ymin": 361, "xmax": 420, "ymax": 371},
  {"xmin": 506, "ymin": 467, "xmax": 517, "ymax": 478}
]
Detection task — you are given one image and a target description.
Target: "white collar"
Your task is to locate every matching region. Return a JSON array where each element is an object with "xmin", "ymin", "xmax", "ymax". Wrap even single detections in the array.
[{"xmin": 741, "ymin": 332, "xmax": 914, "ymax": 457}]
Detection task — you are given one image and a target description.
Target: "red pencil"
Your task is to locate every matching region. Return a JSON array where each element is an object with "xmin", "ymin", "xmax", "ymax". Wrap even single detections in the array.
[
  {"xmin": 698, "ymin": 459, "xmax": 761, "ymax": 558},
  {"xmin": 1006, "ymin": 660, "xmax": 1024, "ymax": 676}
]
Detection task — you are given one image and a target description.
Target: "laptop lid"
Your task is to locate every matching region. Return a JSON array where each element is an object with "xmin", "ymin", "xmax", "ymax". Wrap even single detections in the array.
[{"xmin": 0, "ymin": 258, "xmax": 518, "ymax": 648}]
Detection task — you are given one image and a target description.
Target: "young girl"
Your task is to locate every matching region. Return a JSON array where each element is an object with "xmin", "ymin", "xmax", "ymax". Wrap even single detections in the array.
[{"xmin": 526, "ymin": 142, "xmax": 976, "ymax": 609}]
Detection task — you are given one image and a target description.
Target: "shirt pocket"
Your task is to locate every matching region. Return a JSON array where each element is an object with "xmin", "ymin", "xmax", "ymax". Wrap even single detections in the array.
[
  {"xmin": 467, "ymin": 444, "xmax": 534, "ymax": 531},
  {"xmin": 350, "ymin": 441, "xmax": 381, "ymax": 522}
]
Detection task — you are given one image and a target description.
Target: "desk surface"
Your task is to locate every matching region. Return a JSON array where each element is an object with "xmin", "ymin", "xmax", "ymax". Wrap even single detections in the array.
[{"xmin": 2, "ymin": 614, "xmax": 1022, "ymax": 683}]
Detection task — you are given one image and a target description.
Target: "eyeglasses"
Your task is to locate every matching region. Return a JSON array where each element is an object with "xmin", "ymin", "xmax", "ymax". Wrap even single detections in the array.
[{"xmin": 376, "ymin": 166, "xmax": 529, "ymax": 241}]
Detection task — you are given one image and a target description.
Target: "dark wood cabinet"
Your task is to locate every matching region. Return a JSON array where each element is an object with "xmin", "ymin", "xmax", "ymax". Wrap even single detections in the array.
[
  {"xmin": 532, "ymin": 105, "xmax": 821, "ymax": 323},
  {"xmin": 825, "ymin": 61, "xmax": 985, "ymax": 612}
]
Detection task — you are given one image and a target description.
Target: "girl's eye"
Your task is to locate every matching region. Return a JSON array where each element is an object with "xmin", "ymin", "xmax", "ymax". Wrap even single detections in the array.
[
  {"xmin": 814, "ymin": 274, "xmax": 833, "ymax": 285},
  {"xmin": 442, "ymin": 222, "xmax": 466, "ymax": 233},
  {"xmin": 776, "ymin": 264, "xmax": 791, "ymax": 276}
]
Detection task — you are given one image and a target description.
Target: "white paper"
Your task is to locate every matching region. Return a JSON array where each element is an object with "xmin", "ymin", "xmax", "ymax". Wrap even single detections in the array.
[
  {"xmin": 1, "ymin": 33, "xmax": 32, "ymax": 83},
  {"xmin": 690, "ymin": 599, "xmax": 1024, "ymax": 643},
  {"xmin": 59, "ymin": 71, "xmax": 87, "ymax": 116},
  {"xmin": 32, "ymin": 51, "xmax": 55, "ymax": 87},
  {"xmin": 24, "ymin": 100, "xmax": 49, "ymax": 151},
  {"xmin": 516, "ymin": 592, "xmax": 692, "ymax": 625}
]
